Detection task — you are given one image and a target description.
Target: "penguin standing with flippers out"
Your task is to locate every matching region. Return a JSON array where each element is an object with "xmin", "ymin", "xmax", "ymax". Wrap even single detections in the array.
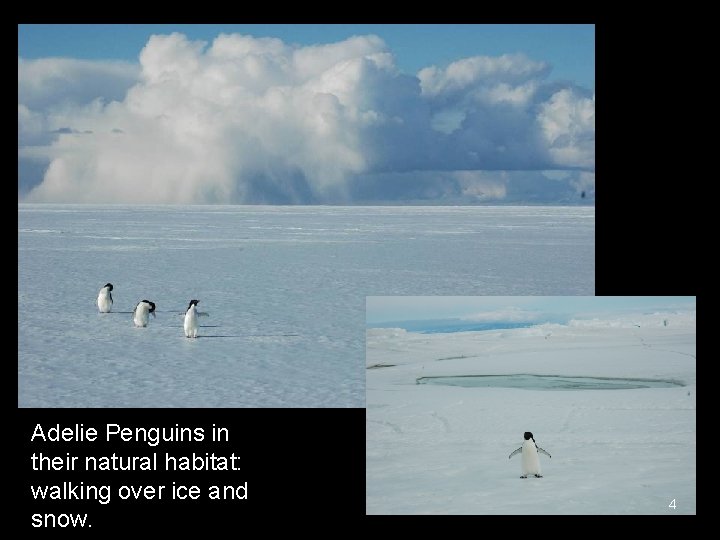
[{"xmin": 509, "ymin": 432, "xmax": 551, "ymax": 478}]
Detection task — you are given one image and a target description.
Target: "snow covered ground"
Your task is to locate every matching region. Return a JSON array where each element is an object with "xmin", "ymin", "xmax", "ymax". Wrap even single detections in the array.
[
  {"xmin": 366, "ymin": 311, "xmax": 696, "ymax": 514},
  {"xmin": 18, "ymin": 204, "xmax": 594, "ymax": 407}
]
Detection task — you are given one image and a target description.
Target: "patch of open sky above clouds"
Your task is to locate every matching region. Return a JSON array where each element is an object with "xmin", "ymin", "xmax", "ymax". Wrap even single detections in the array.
[{"xmin": 18, "ymin": 25, "xmax": 595, "ymax": 204}]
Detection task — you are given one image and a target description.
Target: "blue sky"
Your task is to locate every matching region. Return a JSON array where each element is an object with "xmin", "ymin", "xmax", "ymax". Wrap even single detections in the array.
[
  {"xmin": 18, "ymin": 24, "xmax": 594, "ymax": 89},
  {"xmin": 18, "ymin": 24, "xmax": 595, "ymax": 204},
  {"xmin": 365, "ymin": 297, "xmax": 696, "ymax": 323}
]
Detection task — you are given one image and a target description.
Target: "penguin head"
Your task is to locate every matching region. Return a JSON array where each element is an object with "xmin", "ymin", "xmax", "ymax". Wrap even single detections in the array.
[
  {"xmin": 104, "ymin": 283, "xmax": 113, "ymax": 291},
  {"xmin": 187, "ymin": 299, "xmax": 199, "ymax": 311},
  {"xmin": 141, "ymin": 300, "xmax": 156, "ymax": 313},
  {"xmin": 524, "ymin": 432, "xmax": 533, "ymax": 440}
]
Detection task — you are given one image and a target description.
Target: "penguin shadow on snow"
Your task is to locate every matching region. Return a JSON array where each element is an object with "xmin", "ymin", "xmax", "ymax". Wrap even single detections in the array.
[
  {"xmin": 185, "ymin": 330, "xmax": 301, "ymax": 339},
  {"xmin": 182, "ymin": 331, "xmax": 301, "ymax": 339}
]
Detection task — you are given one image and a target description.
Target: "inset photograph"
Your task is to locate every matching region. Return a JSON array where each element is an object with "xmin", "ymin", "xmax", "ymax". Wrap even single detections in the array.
[{"xmin": 366, "ymin": 296, "xmax": 696, "ymax": 514}]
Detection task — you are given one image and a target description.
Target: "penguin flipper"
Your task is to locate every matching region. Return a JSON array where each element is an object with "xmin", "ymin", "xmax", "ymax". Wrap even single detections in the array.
[
  {"xmin": 508, "ymin": 447, "xmax": 522, "ymax": 459},
  {"xmin": 537, "ymin": 447, "xmax": 551, "ymax": 458}
]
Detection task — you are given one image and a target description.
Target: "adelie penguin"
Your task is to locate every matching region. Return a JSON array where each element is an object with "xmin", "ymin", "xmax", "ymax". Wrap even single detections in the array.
[
  {"xmin": 97, "ymin": 283, "xmax": 113, "ymax": 313},
  {"xmin": 509, "ymin": 432, "xmax": 551, "ymax": 478},
  {"xmin": 133, "ymin": 300, "xmax": 156, "ymax": 327},
  {"xmin": 184, "ymin": 299, "xmax": 200, "ymax": 338}
]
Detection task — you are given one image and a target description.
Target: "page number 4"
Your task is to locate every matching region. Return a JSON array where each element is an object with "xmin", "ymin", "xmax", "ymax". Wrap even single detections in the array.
[{"xmin": 669, "ymin": 499, "xmax": 677, "ymax": 509}]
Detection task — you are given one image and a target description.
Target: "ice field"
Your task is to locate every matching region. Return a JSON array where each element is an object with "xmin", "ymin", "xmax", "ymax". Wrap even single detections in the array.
[
  {"xmin": 18, "ymin": 204, "xmax": 594, "ymax": 407},
  {"xmin": 366, "ymin": 311, "xmax": 696, "ymax": 514}
]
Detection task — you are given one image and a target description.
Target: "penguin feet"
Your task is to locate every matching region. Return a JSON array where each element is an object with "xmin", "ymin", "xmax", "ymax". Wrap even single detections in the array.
[
  {"xmin": 520, "ymin": 475, "xmax": 527, "ymax": 478},
  {"xmin": 534, "ymin": 474, "xmax": 543, "ymax": 478}
]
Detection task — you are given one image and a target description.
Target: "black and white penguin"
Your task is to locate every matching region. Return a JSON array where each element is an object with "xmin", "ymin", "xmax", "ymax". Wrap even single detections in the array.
[
  {"xmin": 133, "ymin": 300, "xmax": 156, "ymax": 327},
  {"xmin": 97, "ymin": 283, "xmax": 113, "ymax": 313},
  {"xmin": 184, "ymin": 299, "xmax": 199, "ymax": 338},
  {"xmin": 508, "ymin": 432, "xmax": 551, "ymax": 478}
]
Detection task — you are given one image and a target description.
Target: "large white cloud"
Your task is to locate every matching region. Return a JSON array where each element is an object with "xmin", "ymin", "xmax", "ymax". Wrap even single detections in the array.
[{"xmin": 19, "ymin": 33, "xmax": 595, "ymax": 204}]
